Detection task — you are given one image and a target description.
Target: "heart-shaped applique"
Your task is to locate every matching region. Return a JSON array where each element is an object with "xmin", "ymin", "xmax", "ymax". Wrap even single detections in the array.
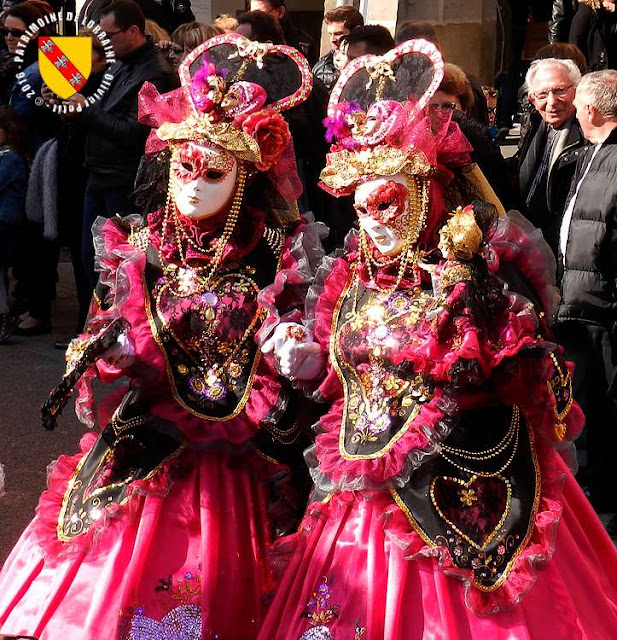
[{"xmin": 430, "ymin": 475, "xmax": 512, "ymax": 550}]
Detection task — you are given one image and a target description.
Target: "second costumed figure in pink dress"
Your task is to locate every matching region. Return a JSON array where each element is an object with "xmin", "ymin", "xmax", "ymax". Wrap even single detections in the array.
[
  {"xmin": 259, "ymin": 40, "xmax": 617, "ymax": 640},
  {"xmin": 0, "ymin": 34, "xmax": 323, "ymax": 639}
]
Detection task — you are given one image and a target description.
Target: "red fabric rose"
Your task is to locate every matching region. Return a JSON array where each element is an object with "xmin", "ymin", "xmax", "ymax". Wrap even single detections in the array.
[{"xmin": 238, "ymin": 109, "xmax": 291, "ymax": 172}]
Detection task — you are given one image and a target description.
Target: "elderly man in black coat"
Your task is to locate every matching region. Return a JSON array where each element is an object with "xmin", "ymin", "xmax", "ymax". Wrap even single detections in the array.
[{"xmin": 516, "ymin": 57, "xmax": 586, "ymax": 256}]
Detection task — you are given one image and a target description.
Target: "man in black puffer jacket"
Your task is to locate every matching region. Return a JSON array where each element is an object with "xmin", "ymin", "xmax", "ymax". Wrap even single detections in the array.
[
  {"xmin": 555, "ymin": 69, "xmax": 617, "ymax": 515},
  {"xmin": 66, "ymin": 0, "xmax": 178, "ymax": 288}
]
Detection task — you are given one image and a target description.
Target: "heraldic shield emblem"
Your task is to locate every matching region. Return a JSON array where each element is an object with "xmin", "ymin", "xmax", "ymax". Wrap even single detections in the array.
[{"xmin": 39, "ymin": 36, "xmax": 92, "ymax": 99}]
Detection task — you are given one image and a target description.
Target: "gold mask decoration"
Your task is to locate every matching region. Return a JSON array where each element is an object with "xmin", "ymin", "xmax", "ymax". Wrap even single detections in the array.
[
  {"xmin": 319, "ymin": 145, "xmax": 433, "ymax": 195},
  {"xmin": 157, "ymin": 116, "xmax": 262, "ymax": 164}
]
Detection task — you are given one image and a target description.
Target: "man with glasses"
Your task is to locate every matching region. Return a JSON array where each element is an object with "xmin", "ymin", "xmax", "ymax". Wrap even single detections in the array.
[
  {"xmin": 63, "ymin": 0, "xmax": 177, "ymax": 290},
  {"xmin": 516, "ymin": 57, "xmax": 586, "ymax": 256}
]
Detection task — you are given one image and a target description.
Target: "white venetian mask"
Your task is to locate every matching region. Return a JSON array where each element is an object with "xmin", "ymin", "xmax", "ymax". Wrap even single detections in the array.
[
  {"xmin": 354, "ymin": 174, "xmax": 410, "ymax": 256},
  {"xmin": 171, "ymin": 141, "xmax": 238, "ymax": 220}
]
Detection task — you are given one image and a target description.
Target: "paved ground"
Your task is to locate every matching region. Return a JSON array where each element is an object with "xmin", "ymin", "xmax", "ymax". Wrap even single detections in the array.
[{"xmin": 0, "ymin": 262, "xmax": 83, "ymax": 563}]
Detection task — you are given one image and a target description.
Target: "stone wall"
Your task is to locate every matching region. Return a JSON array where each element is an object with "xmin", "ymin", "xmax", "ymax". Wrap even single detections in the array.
[{"xmin": 397, "ymin": 0, "xmax": 497, "ymax": 84}]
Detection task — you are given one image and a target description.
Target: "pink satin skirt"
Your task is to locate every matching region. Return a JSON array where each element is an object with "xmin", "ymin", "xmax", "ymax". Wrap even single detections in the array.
[
  {"xmin": 259, "ymin": 458, "xmax": 617, "ymax": 640},
  {"xmin": 0, "ymin": 437, "xmax": 276, "ymax": 640}
]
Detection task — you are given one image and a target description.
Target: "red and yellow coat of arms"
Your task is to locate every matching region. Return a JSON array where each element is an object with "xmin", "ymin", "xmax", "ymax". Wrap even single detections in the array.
[{"xmin": 39, "ymin": 36, "xmax": 92, "ymax": 99}]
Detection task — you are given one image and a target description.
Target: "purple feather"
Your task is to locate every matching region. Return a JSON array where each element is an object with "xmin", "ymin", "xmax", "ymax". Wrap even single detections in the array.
[
  {"xmin": 190, "ymin": 56, "xmax": 226, "ymax": 111},
  {"xmin": 323, "ymin": 101, "xmax": 361, "ymax": 143}
]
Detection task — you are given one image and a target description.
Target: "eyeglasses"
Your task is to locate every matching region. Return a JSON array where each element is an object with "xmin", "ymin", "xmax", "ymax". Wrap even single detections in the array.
[
  {"xmin": 0, "ymin": 27, "xmax": 26, "ymax": 38},
  {"xmin": 532, "ymin": 85, "xmax": 573, "ymax": 102},
  {"xmin": 104, "ymin": 26, "xmax": 129, "ymax": 38},
  {"xmin": 487, "ymin": 106, "xmax": 497, "ymax": 115}
]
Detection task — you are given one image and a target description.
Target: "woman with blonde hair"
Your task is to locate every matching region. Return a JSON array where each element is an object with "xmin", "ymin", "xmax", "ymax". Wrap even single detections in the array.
[
  {"xmin": 170, "ymin": 21, "xmax": 220, "ymax": 66},
  {"xmin": 145, "ymin": 18, "xmax": 170, "ymax": 44},
  {"xmin": 213, "ymin": 13, "xmax": 238, "ymax": 33},
  {"xmin": 157, "ymin": 21, "xmax": 220, "ymax": 69}
]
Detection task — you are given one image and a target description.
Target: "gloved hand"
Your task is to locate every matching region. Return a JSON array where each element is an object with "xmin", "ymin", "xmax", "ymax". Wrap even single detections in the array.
[{"xmin": 261, "ymin": 322, "xmax": 324, "ymax": 380}]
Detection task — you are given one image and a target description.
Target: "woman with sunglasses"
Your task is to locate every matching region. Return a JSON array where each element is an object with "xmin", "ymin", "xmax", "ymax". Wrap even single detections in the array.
[
  {"xmin": 430, "ymin": 62, "xmax": 515, "ymax": 210},
  {"xmin": 1, "ymin": 0, "xmax": 57, "ymax": 151},
  {"xmin": 159, "ymin": 21, "xmax": 220, "ymax": 69}
]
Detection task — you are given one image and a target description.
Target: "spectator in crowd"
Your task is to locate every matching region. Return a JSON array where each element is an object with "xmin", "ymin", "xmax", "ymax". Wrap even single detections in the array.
[
  {"xmin": 79, "ymin": 0, "xmax": 194, "ymax": 36},
  {"xmin": 39, "ymin": 30, "xmax": 110, "ymax": 346},
  {"xmin": 554, "ymin": 69, "xmax": 617, "ymax": 520},
  {"xmin": 159, "ymin": 0, "xmax": 194, "ymax": 33},
  {"xmin": 494, "ymin": 0, "xmax": 528, "ymax": 139},
  {"xmin": 431, "ymin": 62, "xmax": 475, "ymax": 113},
  {"xmin": 570, "ymin": 0, "xmax": 617, "ymax": 70},
  {"xmin": 517, "ymin": 43, "xmax": 587, "ymax": 142},
  {"xmin": 212, "ymin": 13, "xmax": 238, "ymax": 34},
  {"xmin": 3, "ymin": 1, "xmax": 61, "ymax": 336},
  {"xmin": 313, "ymin": 6, "xmax": 363, "ymax": 91},
  {"xmin": 536, "ymin": 41, "xmax": 588, "ymax": 71},
  {"xmin": 235, "ymin": 10, "xmax": 285, "ymax": 45},
  {"xmin": 0, "ymin": 11, "xmax": 15, "ymax": 103},
  {"xmin": 482, "ymin": 85, "xmax": 499, "ymax": 138},
  {"xmin": 166, "ymin": 21, "xmax": 219, "ymax": 68},
  {"xmin": 0, "ymin": 105, "xmax": 27, "ymax": 343},
  {"xmin": 339, "ymin": 24, "xmax": 395, "ymax": 63},
  {"xmin": 550, "ymin": 0, "xmax": 580, "ymax": 42},
  {"xmin": 145, "ymin": 17, "xmax": 170, "ymax": 43},
  {"xmin": 394, "ymin": 20, "xmax": 441, "ymax": 47},
  {"xmin": 3, "ymin": 0, "xmax": 57, "ymax": 151},
  {"xmin": 516, "ymin": 58, "xmax": 585, "ymax": 255},
  {"xmin": 66, "ymin": 0, "xmax": 177, "ymax": 289},
  {"xmin": 249, "ymin": 0, "xmax": 318, "ymax": 65},
  {"xmin": 431, "ymin": 63, "xmax": 514, "ymax": 209}
]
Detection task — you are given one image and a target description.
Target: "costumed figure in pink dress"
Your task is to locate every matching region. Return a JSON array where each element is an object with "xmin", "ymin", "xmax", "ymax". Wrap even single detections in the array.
[
  {"xmin": 258, "ymin": 40, "xmax": 617, "ymax": 640},
  {"xmin": 0, "ymin": 34, "xmax": 322, "ymax": 640}
]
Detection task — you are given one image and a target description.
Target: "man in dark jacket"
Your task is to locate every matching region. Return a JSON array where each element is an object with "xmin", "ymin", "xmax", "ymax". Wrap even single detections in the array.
[
  {"xmin": 249, "ymin": 0, "xmax": 318, "ymax": 65},
  {"xmin": 570, "ymin": 0, "xmax": 617, "ymax": 70},
  {"xmin": 79, "ymin": 0, "xmax": 194, "ymax": 36},
  {"xmin": 555, "ymin": 69, "xmax": 617, "ymax": 515},
  {"xmin": 516, "ymin": 57, "xmax": 586, "ymax": 256},
  {"xmin": 312, "ymin": 6, "xmax": 363, "ymax": 91},
  {"xmin": 549, "ymin": 0, "xmax": 579, "ymax": 42},
  {"xmin": 68, "ymin": 0, "xmax": 178, "ymax": 288}
]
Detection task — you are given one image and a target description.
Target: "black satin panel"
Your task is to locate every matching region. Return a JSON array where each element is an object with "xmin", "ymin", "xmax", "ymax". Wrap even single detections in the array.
[
  {"xmin": 144, "ymin": 238, "xmax": 278, "ymax": 420},
  {"xmin": 393, "ymin": 406, "xmax": 540, "ymax": 591},
  {"xmin": 332, "ymin": 279, "xmax": 435, "ymax": 458},
  {"xmin": 59, "ymin": 411, "xmax": 183, "ymax": 541}
]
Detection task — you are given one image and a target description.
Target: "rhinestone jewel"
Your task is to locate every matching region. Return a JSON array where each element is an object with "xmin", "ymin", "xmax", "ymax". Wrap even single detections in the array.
[
  {"xmin": 300, "ymin": 626, "xmax": 334, "ymax": 640},
  {"xmin": 201, "ymin": 291, "xmax": 218, "ymax": 307},
  {"xmin": 130, "ymin": 603, "xmax": 202, "ymax": 640}
]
